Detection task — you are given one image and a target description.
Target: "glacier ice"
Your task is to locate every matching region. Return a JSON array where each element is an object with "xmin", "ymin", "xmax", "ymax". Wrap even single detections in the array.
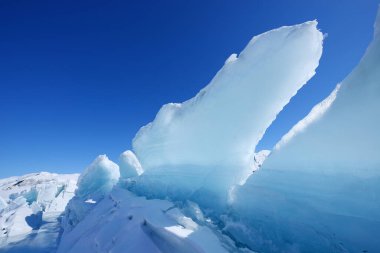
[
  {"xmin": 119, "ymin": 150, "xmax": 143, "ymax": 179},
  {"xmin": 133, "ymin": 21, "xmax": 322, "ymax": 169},
  {"xmin": 3, "ymin": 7, "xmax": 380, "ymax": 253},
  {"xmin": 76, "ymin": 155, "xmax": 120, "ymax": 199},
  {"xmin": 131, "ymin": 21, "xmax": 323, "ymax": 208},
  {"xmin": 229, "ymin": 8, "xmax": 380, "ymax": 253},
  {"xmin": 62, "ymin": 155, "xmax": 120, "ymax": 233},
  {"xmin": 274, "ymin": 84, "xmax": 340, "ymax": 150}
]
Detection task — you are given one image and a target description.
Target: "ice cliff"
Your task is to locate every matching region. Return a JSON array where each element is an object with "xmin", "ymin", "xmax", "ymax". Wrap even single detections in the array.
[
  {"xmin": 131, "ymin": 20, "xmax": 323, "ymax": 209},
  {"xmin": 228, "ymin": 7, "xmax": 380, "ymax": 253}
]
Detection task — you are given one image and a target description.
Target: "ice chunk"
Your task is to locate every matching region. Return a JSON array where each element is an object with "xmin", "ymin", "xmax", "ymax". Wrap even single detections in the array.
[
  {"xmin": 133, "ymin": 21, "xmax": 323, "ymax": 169},
  {"xmin": 62, "ymin": 155, "xmax": 119, "ymax": 233},
  {"xmin": 231, "ymin": 8, "xmax": 380, "ymax": 252},
  {"xmin": 119, "ymin": 150, "xmax": 143, "ymax": 179},
  {"xmin": 131, "ymin": 21, "xmax": 323, "ymax": 207},
  {"xmin": 76, "ymin": 155, "xmax": 120, "ymax": 199}
]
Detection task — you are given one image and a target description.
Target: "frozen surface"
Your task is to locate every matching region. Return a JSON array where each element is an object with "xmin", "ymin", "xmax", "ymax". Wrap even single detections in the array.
[
  {"xmin": 58, "ymin": 187, "xmax": 237, "ymax": 253},
  {"xmin": 231, "ymin": 8, "xmax": 380, "ymax": 253},
  {"xmin": 0, "ymin": 172, "xmax": 78, "ymax": 253},
  {"xmin": 131, "ymin": 21, "xmax": 323, "ymax": 207}
]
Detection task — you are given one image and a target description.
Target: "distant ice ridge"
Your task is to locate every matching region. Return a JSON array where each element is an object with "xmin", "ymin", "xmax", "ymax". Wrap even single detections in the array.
[
  {"xmin": 229, "ymin": 7, "xmax": 380, "ymax": 253},
  {"xmin": 131, "ymin": 20, "xmax": 323, "ymax": 208},
  {"xmin": 0, "ymin": 172, "xmax": 78, "ymax": 253}
]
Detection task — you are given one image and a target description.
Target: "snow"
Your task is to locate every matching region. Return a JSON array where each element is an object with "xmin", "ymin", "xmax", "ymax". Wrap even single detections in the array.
[
  {"xmin": 251, "ymin": 150, "xmax": 271, "ymax": 171},
  {"xmin": 58, "ymin": 187, "xmax": 232, "ymax": 253},
  {"xmin": 229, "ymin": 8, "xmax": 380, "ymax": 252},
  {"xmin": 131, "ymin": 20, "xmax": 323, "ymax": 208},
  {"xmin": 119, "ymin": 150, "xmax": 143, "ymax": 179},
  {"xmin": 0, "ymin": 172, "xmax": 78, "ymax": 252}
]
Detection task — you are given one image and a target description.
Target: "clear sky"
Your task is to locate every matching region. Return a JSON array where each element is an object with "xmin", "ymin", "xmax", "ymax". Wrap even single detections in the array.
[{"xmin": 0, "ymin": 0, "xmax": 378, "ymax": 177}]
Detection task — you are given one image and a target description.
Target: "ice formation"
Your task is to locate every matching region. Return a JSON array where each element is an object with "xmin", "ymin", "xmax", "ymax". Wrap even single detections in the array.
[
  {"xmin": 229, "ymin": 9, "xmax": 380, "ymax": 252},
  {"xmin": 62, "ymin": 155, "xmax": 120, "ymax": 233},
  {"xmin": 131, "ymin": 21, "xmax": 323, "ymax": 207},
  {"xmin": 3, "ymin": 7, "xmax": 380, "ymax": 253},
  {"xmin": 75, "ymin": 155, "xmax": 119, "ymax": 199},
  {"xmin": 0, "ymin": 172, "xmax": 78, "ymax": 252},
  {"xmin": 119, "ymin": 150, "xmax": 143, "ymax": 179},
  {"xmin": 274, "ymin": 84, "xmax": 340, "ymax": 150}
]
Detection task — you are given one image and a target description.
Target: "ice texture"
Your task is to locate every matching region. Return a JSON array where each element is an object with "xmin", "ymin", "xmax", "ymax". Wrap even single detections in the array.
[
  {"xmin": 62, "ymin": 155, "xmax": 120, "ymax": 233},
  {"xmin": 230, "ymin": 8, "xmax": 380, "ymax": 253},
  {"xmin": 131, "ymin": 21, "xmax": 323, "ymax": 207},
  {"xmin": 76, "ymin": 155, "xmax": 119, "ymax": 199},
  {"xmin": 119, "ymin": 150, "xmax": 143, "ymax": 179},
  {"xmin": 0, "ymin": 172, "xmax": 78, "ymax": 252}
]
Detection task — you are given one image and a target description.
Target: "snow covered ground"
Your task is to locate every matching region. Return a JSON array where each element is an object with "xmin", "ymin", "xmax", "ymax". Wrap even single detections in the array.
[
  {"xmin": 0, "ymin": 173, "xmax": 78, "ymax": 253},
  {"xmin": 58, "ymin": 187, "xmax": 237, "ymax": 253}
]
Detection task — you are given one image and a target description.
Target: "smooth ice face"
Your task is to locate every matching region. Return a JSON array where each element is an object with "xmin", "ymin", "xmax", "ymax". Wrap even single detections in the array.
[
  {"xmin": 130, "ymin": 21, "xmax": 323, "ymax": 206},
  {"xmin": 133, "ymin": 21, "xmax": 323, "ymax": 170},
  {"xmin": 231, "ymin": 8, "xmax": 380, "ymax": 253},
  {"xmin": 119, "ymin": 150, "xmax": 143, "ymax": 179},
  {"xmin": 76, "ymin": 155, "xmax": 120, "ymax": 199}
]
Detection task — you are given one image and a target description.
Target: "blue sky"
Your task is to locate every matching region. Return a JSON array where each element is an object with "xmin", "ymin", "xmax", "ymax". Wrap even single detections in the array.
[{"xmin": 0, "ymin": 0, "xmax": 378, "ymax": 177}]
